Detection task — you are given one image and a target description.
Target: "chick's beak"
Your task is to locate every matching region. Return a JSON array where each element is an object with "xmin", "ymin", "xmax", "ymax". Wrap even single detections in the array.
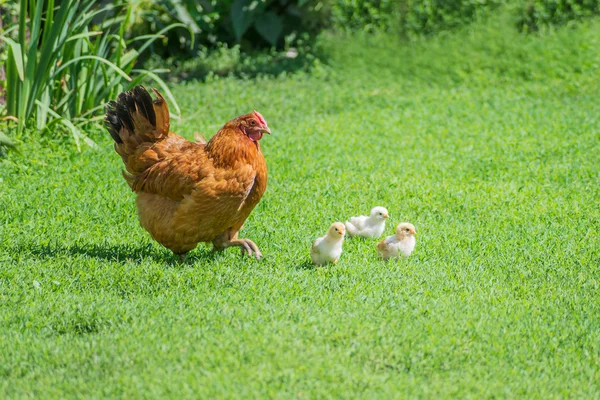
[
  {"xmin": 384, "ymin": 215, "xmax": 389, "ymax": 219},
  {"xmin": 410, "ymin": 229, "xmax": 417, "ymax": 235}
]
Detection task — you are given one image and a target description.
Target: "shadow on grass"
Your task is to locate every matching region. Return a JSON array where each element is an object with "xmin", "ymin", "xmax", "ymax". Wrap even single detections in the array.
[
  {"xmin": 296, "ymin": 260, "xmax": 316, "ymax": 270},
  {"xmin": 14, "ymin": 242, "xmax": 219, "ymax": 266}
]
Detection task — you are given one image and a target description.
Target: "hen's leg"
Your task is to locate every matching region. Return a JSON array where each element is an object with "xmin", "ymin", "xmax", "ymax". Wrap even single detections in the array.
[{"xmin": 212, "ymin": 230, "xmax": 262, "ymax": 260}]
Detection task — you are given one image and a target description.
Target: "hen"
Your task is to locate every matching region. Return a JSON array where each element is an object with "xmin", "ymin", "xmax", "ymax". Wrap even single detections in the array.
[{"xmin": 104, "ymin": 86, "xmax": 270, "ymax": 260}]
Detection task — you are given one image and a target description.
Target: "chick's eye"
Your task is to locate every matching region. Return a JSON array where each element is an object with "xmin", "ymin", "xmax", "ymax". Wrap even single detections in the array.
[{"xmin": 335, "ymin": 228, "xmax": 338, "ymax": 231}]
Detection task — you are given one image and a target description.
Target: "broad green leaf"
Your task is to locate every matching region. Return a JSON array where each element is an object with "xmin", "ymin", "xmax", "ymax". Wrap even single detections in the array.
[
  {"xmin": 254, "ymin": 11, "xmax": 283, "ymax": 46},
  {"xmin": 231, "ymin": 0, "xmax": 254, "ymax": 40}
]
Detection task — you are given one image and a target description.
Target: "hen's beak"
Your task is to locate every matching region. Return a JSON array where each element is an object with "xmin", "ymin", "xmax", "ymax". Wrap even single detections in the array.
[{"xmin": 262, "ymin": 126, "xmax": 271, "ymax": 134}]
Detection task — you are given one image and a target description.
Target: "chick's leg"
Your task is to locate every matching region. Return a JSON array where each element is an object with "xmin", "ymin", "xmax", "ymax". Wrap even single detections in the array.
[{"xmin": 212, "ymin": 230, "xmax": 262, "ymax": 260}]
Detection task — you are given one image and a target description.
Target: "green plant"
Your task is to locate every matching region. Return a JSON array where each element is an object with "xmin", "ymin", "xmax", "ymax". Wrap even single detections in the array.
[
  {"xmin": 330, "ymin": 0, "xmax": 398, "ymax": 32},
  {"xmin": 0, "ymin": 0, "xmax": 19, "ymax": 107},
  {"xmin": 123, "ymin": 0, "xmax": 329, "ymax": 61},
  {"xmin": 517, "ymin": 0, "xmax": 600, "ymax": 31},
  {"xmin": 1, "ymin": 0, "xmax": 189, "ymax": 149},
  {"xmin": 330, "ymin": 0, "xmax": 504, "ymax": 36}
]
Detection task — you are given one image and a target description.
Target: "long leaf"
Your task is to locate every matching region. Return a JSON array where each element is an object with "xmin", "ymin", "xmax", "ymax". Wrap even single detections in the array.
[
  {"xmin": 40, "ymin": 0, "xmax": 55, "ymax": 46},
  {"xmin": 5, "ymin": 45, "xmax": 18, "ymax": 116},
  {"xmin": 55, "ymin": 56, "xmax": 132, "ymax": 81},
  {"xmin": 27, "ymin": 0, "xmax": 79, "ymax": 119},
  {"xmin": 66, "ymin": 31, "xmax": 103, "ymax": 41},
  {"xmin": 2, "ymin": 38, "xmax": 24, "ymax": 81}
]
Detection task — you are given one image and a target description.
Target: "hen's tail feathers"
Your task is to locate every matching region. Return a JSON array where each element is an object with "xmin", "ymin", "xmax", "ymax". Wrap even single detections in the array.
[
  {"xmin": 345, "ymin": 221, "xmax": 357, "ymax": 237},
  {"xmin": 105, "ymin": 86, "xmax": 169, "ymax": 145},
  {"xmin": 104, "ymin": 86, "xmax": 170, "ymax": 183}
]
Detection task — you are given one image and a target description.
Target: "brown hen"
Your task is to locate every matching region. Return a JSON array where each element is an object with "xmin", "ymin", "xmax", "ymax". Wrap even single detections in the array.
[{"xmin": 104, "ymin": 86, "xmax": 269, "ymax": 260}]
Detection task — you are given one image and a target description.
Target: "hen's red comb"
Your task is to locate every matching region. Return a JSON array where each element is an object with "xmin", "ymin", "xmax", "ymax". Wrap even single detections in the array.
[{"xmin": 254, "ymin": 110, "xmax": 267, "ymax": 126}]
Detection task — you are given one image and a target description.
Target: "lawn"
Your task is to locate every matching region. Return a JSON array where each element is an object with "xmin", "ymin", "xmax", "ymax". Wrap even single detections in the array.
[{"xmin": 1, "ymin": 18, "xmax": 599, "ymax": 398}]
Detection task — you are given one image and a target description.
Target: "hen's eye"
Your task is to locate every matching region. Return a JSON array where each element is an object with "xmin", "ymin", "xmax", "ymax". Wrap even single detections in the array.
[{"xmin": 249, "ymin": 120, "xmax": 256, "ymax": 126}]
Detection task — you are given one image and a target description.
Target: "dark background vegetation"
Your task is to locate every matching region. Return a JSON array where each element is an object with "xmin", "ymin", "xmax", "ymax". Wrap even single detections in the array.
[{"xmin": 1, "ymin": 0, "xmax": 599, "ymax": 148}]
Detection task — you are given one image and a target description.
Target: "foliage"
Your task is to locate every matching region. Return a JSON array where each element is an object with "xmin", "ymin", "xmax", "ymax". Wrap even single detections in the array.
[
  {"xmin": 517, "ymin": 0, "xmax": 600, "ymax": 31},
  {"xmin": 329, "ymin": 0, "xmax": 398, "ymax": 32},
  {"xmin": 403, "ymin": 0, "xmax": 505, "ymax": 35},
  {"xmin": 1, "ymin": 18, "xmax": 600, "ymax": 397},
  {"xmin": 330, "ymin": 0, "xmax": 504, "ymax": 36},
  {"xmin": 126, "ymin": 0, "xmax": 329, "ymax": 58},
  {"xmin": 0, "ymin": 0, "xmax": 186, "ymax": 149},
  {"xmin": 329, "ymin": 0, "xmax": 600, "ymax": 35},
  {"xmin": 0, "ymin": 127, "xmax": 16, "ymax": 156},
  {"xmin": 0, "ymin": 0, "xmax": 19, "ymax": 105},
  {"xmin": 144, "ymin": 33, "xmax": 325, "ymax": 82}
]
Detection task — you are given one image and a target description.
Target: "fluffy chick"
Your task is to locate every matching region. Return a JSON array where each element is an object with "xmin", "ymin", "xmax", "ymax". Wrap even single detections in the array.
[
  {"xmin": 377, "ymin": 222, "xmax": 417, "ymax": 260},
  {"xmin": 311, "ymin": 222, "xmax": 345, "ymax": 265},
  {"xmin": 346, "ymin": 206, "xmax": 389, "ymax": 238}
]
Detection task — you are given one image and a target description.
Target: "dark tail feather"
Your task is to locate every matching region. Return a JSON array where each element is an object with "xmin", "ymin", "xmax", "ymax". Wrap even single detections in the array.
[{"xmin": 104, "ymin": 86, "xmax": 157, "ymax": 144}]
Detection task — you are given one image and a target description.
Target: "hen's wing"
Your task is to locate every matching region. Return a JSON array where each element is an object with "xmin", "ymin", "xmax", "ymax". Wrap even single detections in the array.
[{"xmin": 128, "ymin": 139, "xmax": 211, "ymax": 201}]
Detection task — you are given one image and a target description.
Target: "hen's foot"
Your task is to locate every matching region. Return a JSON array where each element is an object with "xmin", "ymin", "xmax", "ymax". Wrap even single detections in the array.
[
  {"xmin": 212, "ymin": 237, "xmax": 262, "ymax": 260},
  {"xmin": 233, "ymin": 238, "xmax": 262, "ymax": 259}
]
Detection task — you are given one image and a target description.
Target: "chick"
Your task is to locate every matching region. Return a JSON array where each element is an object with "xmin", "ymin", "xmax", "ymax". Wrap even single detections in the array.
[
  {"xmin": 311, "ymin": 222, "xmax": 345, "ymax": 265},
  {"xmin": 345, "ymin": 206, "xmax": 389, "ymax": 238},
  {"xmin": 377, "ymin": 222, "xmax": 417, "ymax": 260}
]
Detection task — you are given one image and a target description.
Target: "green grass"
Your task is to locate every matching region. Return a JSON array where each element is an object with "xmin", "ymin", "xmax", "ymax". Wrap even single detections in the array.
[{"xmin": 1, "ymin": 17, "xmax": 600, "ymax": 398}]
